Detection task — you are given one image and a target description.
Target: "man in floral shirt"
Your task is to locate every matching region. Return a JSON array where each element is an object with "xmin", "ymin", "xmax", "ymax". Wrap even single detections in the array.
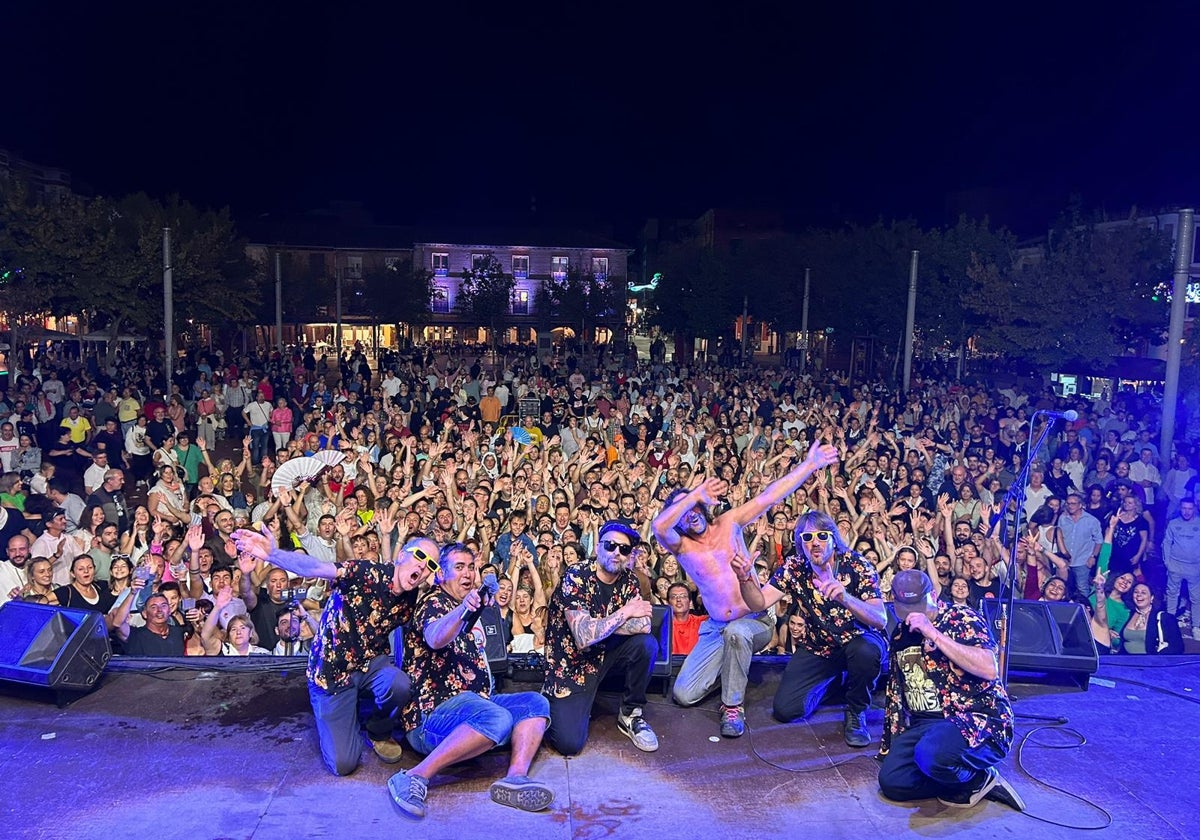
[
  {"xmin": 742, "ymin": 509, "xmax": 886, "ymax": 747},
  {"xmin": 233, "ymin": 523, "xmax": 437, "ymax": 777},
  {"xmin": 389, "ymin": 543, "xmax": 553, "ymax": 819},
  {"xmin": 877, "ymin": 569, "xmax": 1023, "ymax": 811},
  {"xmin": 542, "ymin": 520, "xmax": 659, "ymax": 755}
]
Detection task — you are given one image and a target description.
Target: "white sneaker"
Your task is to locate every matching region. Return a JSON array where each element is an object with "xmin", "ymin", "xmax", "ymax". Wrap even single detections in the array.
[{"xmin": 616, "ymin": 707, "xmax": 659, "ymax": 752}]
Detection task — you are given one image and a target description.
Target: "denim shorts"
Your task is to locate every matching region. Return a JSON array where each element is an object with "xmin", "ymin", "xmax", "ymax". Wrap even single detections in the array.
[{"xmin": 406, "ymin": 691, "xmax": 550, "ymax": 755}]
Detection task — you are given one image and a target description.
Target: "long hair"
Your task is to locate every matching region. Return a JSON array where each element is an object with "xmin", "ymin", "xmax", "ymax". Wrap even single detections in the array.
[{"xmin": 793, "ymin": 509, "xmax": 850, "ymax": 556}]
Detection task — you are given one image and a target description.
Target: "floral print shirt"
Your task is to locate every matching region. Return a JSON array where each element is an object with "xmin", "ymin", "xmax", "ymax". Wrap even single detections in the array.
[
  {"xmin": 768, "ymin": 550, "xmax": 883, "ymax": 658},
  {"xmin": 542, "ymin": 563, "xmax": 641, "ymax": 698},
  {"xmin": 881, "ymin": 603, "xmax": 1014, "ymax": 754},
  {"xmin": 401, "ymin": 587, "xmax": 492, "ymax": 731},
  {"xmin": 306, "ymin": 560, "xmax": 418, "ymax": 692}
]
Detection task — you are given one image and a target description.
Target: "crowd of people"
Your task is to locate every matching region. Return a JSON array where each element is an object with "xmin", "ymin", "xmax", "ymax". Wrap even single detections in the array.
[{"xmin": 0, "ymin": 337, "xmax": 1195, "ymax": 817}]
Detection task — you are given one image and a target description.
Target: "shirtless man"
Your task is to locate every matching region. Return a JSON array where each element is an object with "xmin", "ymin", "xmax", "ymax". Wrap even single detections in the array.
[{"xmin": 652, "ymin": 440, "xmax": 838, "ymax": 737}]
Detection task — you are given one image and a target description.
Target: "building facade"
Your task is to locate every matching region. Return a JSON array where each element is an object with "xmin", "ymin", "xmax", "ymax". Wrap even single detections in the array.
[{"xmin": 247, "ymin": 223, "xmax": 631, "ymax": 350}]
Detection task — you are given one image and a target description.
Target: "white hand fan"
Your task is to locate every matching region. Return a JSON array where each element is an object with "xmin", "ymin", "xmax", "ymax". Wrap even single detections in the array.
[
  {"xmin": 270, "ymin": 456, "xmax": 329, "ymax": 492},
  {"xmin": 312, "ymin": 450, "xmax": 346, "ymax": 468}
]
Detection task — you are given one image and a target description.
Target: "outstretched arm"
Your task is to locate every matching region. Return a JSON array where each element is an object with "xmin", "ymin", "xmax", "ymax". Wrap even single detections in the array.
[
  {"xmin": 729, "ymin": 440, "xmax": 839, "ymax": 527},
  {"xmin": 233, "ymin": 525, "xmax": 339, "ymax": 580}
]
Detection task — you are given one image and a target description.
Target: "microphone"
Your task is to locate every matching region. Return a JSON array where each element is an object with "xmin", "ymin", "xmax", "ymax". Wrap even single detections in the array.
[
  {"xmin": 461, "ymin": 572, "xmax": 499, "ymax": 628},
  {"xmin": 1038, "ymin": 409, "xmax": 1078, "ymax": 422}
]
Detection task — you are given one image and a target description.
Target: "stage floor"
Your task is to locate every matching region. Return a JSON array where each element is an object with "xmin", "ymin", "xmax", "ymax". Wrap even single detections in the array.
[{"xmin": 0, "ymin": 656, "xmax": 1196, "ymax": 840}]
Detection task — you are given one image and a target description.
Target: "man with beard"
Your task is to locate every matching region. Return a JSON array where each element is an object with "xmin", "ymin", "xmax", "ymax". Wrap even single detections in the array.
[
  {"xmin": 653, "ymin": 440, "xmax": 839, "ymax": 738},
  {"xmin": 741, "ymin": 509, "xmax": 887, "ymax": 747},
  {"xmin": 0, "ymin": 534, "xmax": 31, "ymax": 606},
  {"xmin": 541, "ymin": 520, "xmax": 658, "ymax": 756}
]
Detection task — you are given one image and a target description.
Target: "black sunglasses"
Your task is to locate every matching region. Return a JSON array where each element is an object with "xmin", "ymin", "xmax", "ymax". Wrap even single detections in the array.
[{"xmin": 601, "ymin": 540, "xmax": 633, "ymax": 556}]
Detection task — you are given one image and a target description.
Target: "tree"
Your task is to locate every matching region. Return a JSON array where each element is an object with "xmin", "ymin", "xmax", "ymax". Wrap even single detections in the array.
[
  {"xmin": 541, "ymin": 266, "xmax": 626, "ymax": 346},
  {"xmin": 456, "ymin": 254, "xmax": 514, "ymax": 348},
  {"xmin": 919, "ymin": 215, "xmax": 1016, "ymax": 363},
  {"xmin": 0, "ymin": 181, "xmax": 90, "ymax": 361},
  {"xmin": 0, "ymin": 181, "xmax": 262, "ymax": 364},
  {"xmin": 651, "ymin": 238, "xmax": 738, "ymax": 343},
  {"xmin": 966, "ymin": 210, "xmax": 1171, "ymax": 369},
  {"xmin": 358, "ymin": 258, "xmax": 436, "ymax": 336}
]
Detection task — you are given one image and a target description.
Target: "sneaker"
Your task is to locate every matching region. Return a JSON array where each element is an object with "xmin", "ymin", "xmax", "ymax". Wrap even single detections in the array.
[
  {"xmin": 489, "ymin": 775, "xmax": 555, "ymax": 812},
  {"xmin": 369, "ymin": 736, "xmax": 405, "ymax": 764},
  {"xmin": 843, "ymin": 710, "xmax": 870, "ymax": 748},
  {"xmin": 616, "ymin": 707, "xmax": 659, "ymax": 752},
  {"xmin": 720, "ymin": 704, "xmax": 746, "ymax": 738},
  {"xmin": 983, "ymin": 771, "xmax": 1026, "ymax": 811},
  {"xmin": 938, "ymin": 768, "xmax": 1024, "ymax": 811},
  {"xmin": 388, "ymin": 770, "xmax": 428, "ymax": 818}
]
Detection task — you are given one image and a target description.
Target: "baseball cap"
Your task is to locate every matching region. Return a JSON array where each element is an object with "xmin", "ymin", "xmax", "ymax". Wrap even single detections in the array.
[
  {"xmin": 891, "ymin": 569, "xmax": 934, "ymax": 616},
  {"xmin": 598, "ymin": 520, "xmax": 639, "ymax": 544}
]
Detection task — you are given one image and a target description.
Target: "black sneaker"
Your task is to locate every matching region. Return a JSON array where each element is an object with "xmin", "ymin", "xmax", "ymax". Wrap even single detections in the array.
[
  {"xmin": 616, "ymin": 707, "xmax": 659, "ymax": 752},
  {"xmin": 938, "ymin": 767, "xmax": 1023, "ymax": 810},
  {"xmin": 843, "ymin": 710, "xmax": 870, "ymax": 748},
  {"xmin": 720, "ymin": 704, "xmax": 746, "ymax": 738},
  {"xmin": 983, "ymin": 771, "xmax": 1026, "ymax": 811},
  {"xmin": 388, "ymin": 770, "xmax": 429, "ymax": 818}
]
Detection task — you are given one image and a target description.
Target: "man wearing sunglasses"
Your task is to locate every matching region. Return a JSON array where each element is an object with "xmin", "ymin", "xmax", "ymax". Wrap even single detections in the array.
[
  {"xmin": 233, "ymin": 524, "xmax": 438, "ymax": 776},
  {"xmin": 542, "ymin": 520, "xmax": 660, "ymax": 756},
  {"xmin": 653, "ymin": 439, "xmax": 839, "ymax": 738},
  {"xmin": 740, "ymin": 509, "xmax": 886, "ymax": 747}
]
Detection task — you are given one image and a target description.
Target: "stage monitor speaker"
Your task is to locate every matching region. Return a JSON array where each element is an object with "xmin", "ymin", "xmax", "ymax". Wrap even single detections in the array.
[
  {"xmin": 0, "ymin": 602, "xmax": 111, "ymax": 691},
  {"xmin": 479, "ymin": 604, "xmax": 510, "ymax": 672},
  {"xmin": 981, "ymin": 599, "xmax": 1098, "ymax": 685}
]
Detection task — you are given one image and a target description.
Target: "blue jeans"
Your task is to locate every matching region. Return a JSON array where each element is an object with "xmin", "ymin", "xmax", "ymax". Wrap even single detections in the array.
[
  {"xmin": 308, "ymin": 655, "xmax": 411, "ymax": 776},
  {"xmin": 406, "ymin": 691, "xmax": 550, "ymax": 755},
  {"xmin": 249, "ymin": 426, "xmax": 269, "ymax": 465},
  {"xmin": 878, "ymin": 717, "xmax": 1007, "ymax": 801},
  {"xmin": 1069, "ymin": 564, "xmax": 1094, "ymax": 600},
  {"xmin": 672, "ymin": 612, "xmax": 774, "ymax": 707}
]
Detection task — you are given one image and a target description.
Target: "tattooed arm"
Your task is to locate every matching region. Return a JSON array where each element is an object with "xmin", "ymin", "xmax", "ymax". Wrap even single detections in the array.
[{"xmin": 566, "ymin": 596, "xmax": 653, "ymax": 649}]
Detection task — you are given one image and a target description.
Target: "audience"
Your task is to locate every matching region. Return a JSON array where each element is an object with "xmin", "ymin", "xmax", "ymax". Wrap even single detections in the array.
[{"xmin": 0, "ymin": 338, "xmax": 1194, "ymax": 676}]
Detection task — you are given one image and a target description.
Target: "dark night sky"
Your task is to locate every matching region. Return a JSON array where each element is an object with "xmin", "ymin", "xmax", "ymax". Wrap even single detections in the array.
[{"xmin": 3, "ymin": 1, "xmax": 1198, "ymax": 237}]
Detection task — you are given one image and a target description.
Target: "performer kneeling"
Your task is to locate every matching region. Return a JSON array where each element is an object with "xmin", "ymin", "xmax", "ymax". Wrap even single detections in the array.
[{"xmin": 877, "ymin": 569, "xmax": 1024, "ymax": 811}]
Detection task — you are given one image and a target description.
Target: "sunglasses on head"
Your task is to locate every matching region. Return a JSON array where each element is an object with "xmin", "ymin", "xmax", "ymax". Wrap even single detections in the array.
[
  {"xmin": 601, "ymin": 540, "xmax": 633, "ymax": 556},
  {"xmin": 799, "ymin": 531, "xmax": 833, "ymax": 543},
  {"xmin": 411, "ymin": 546, "xmax": 440, "ymax": 576}
]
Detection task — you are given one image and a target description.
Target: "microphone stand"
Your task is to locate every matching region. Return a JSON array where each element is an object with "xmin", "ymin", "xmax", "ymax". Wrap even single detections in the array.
[{"xmin": 993, "ymin": 410, "xmax": 1055, "ymax": 686}]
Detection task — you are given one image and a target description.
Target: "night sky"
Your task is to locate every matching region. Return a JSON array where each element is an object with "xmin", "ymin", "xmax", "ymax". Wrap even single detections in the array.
[{"xmin": 4, "ymin": 1, "xmax": 1198, "ymax": 236}]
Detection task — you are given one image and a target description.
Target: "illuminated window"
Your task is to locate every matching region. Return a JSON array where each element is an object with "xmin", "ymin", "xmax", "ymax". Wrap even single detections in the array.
[
  {"xmin": 432, "ymin": 285, "xmax": 450, "ymax": 314},
  {"xmin": 511, "ymin": 289, "xmax": 529, "ymax": 315},
  {"xmin": 512, "ymin": 255, "xmax": 529, "ymax": 279},
  {"xmin": 432, "ymin": 253, "xmax": 449, "ymax": 276},
  {"xmin": 591, "ymin": 257, "xmax": 608, "ymax": 280},
  {"xmin": 551, "ymin": 256, "xmax": 569, "ymax": 280}
]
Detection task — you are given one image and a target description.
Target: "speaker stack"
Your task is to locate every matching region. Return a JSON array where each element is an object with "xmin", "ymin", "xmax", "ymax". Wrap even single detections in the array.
[
  {"xmin": 981, "ymin": 599, "xmax": 1098, "ymax": 688},
  {"xmin": 0, "ymin": 602, "xmax": 111, "ymax": 699}
]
